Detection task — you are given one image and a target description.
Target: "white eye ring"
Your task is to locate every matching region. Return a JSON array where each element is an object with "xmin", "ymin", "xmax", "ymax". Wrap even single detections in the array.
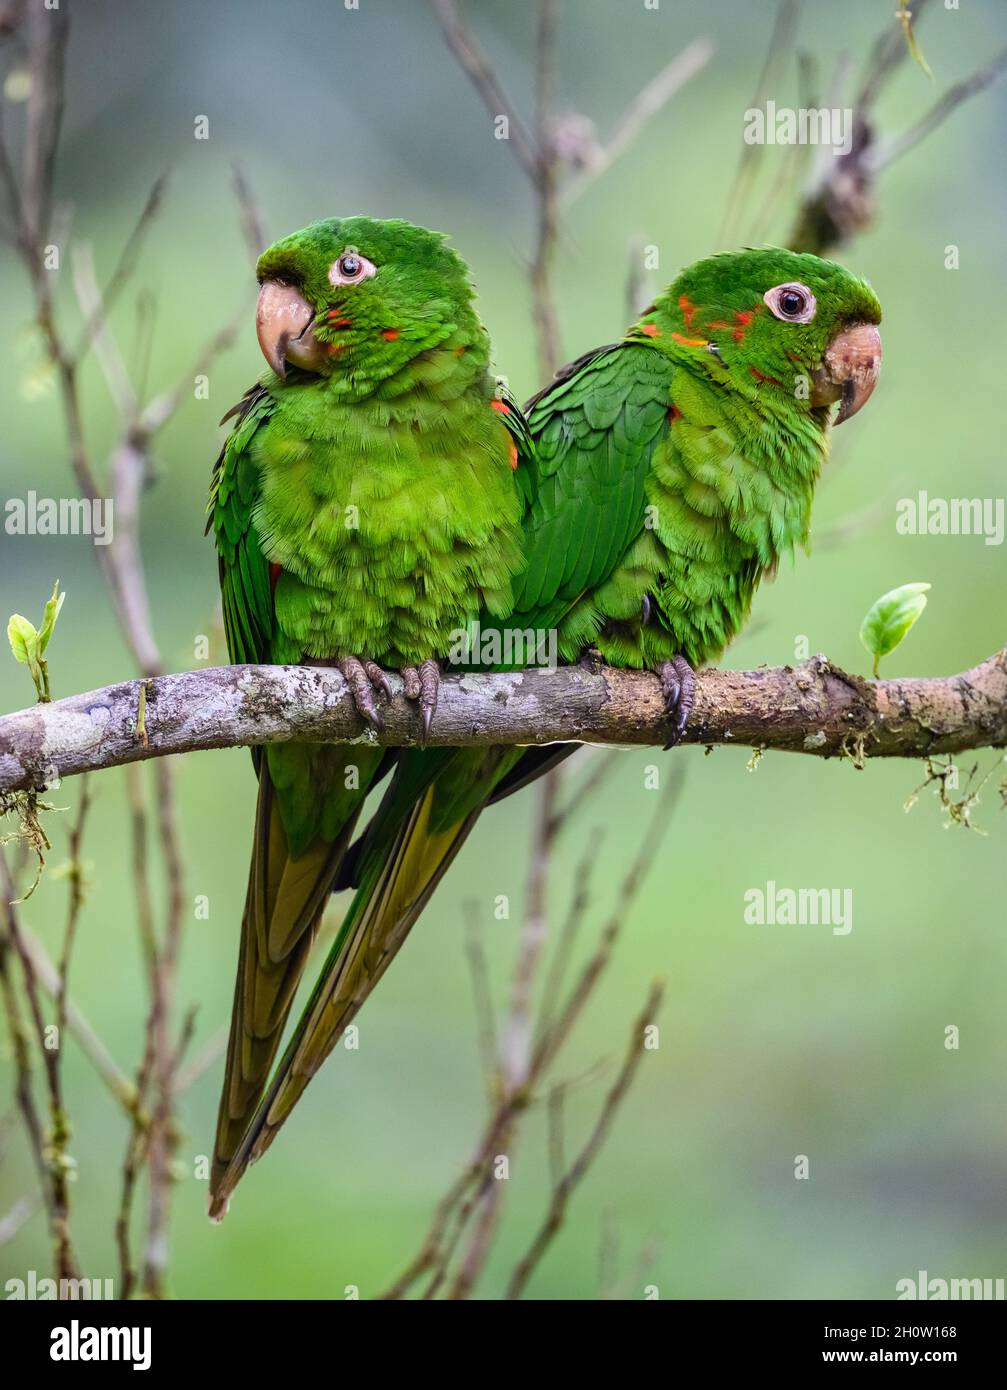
[
  {"xmin": 328, "ymin": 248, "xmax": 377, "ymax": 287},
  {"xmin": 764, "ymin": 282, "xmax": 816, "ymax": 324}
]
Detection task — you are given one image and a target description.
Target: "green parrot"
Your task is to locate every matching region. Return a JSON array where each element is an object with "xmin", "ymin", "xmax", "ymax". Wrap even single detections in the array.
[
  {"xmin": 206, "ymin": 217, "xmax": 529, "ymax": 1202},
  {"xmin": 207, "ymin": 247, "xmax": 882, "ymax": 1218}
]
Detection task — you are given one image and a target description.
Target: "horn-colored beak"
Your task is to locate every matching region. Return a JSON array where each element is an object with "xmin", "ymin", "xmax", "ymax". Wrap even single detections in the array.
[
  {"xmin": 810, "ymin": 321, "xmax": 882, "ymax": 424},
  {"xmin": 255, "ymin": 281, "xmax": 327, "ymax": 378}
]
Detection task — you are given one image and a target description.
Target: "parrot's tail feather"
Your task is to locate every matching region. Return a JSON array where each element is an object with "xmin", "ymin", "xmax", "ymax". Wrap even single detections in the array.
[
  {"xmin": 207, "ymin": 786, "xmax": 481, "ymax": 1217},
  {"xmin": 209, "ymin": 767, "xmax": 360, "ymax": 1202}
]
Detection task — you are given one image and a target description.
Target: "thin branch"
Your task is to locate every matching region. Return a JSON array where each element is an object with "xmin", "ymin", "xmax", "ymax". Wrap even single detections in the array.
[
  {"xmin": 430, "ymin": 0, "xmax": 539, "ymax": 178},
  {"xmin": 505, "ymin": 979, "xmax": 664, "ymax": 1299},
  {"xmin": 173, "ymin": 1023, "xmax": 228, "ymax": 1094},
  {"xmin": 231, "ymin": 161, "xmax": 267, "ymax": 266},
  {"xmin": 528, "ymin": 0, "xmax": 561, "ymax": 380},
  {"xmin": 379, "ymin": 767, "xmax": 681, "ymax": 1299},
  {"xmin": 561, "ymin": 37, "xmax": 714, "ymax": 208},
  {"xmin": 15, "ymin": 927, "xmax": 135, "ymax": 1109},
  {"xmin": 463, "ymin": 902, "xmax": 500, "ymax": 1104},
  {"xmin": 501, "ymin": 771, "xmax": 559, "ymax": 1087},
  {"xmin": 55, "ymin": 778, "xmax": 92, "ymax": 1074},
  {"xmin": 536, "ymin": 825, "xmax": 605, "ymax": 1043},
  {"xmin": 869, "ymin": 48, "xmax": 1007, "ymax": 173},
  {"xmin": 717, "ymin": 0, "xmax": 802, "ymax": 249},
  {"xmin": 0, "ymin": 911, "xmax": 50, "ymax": 1209},
  {"xmin": 71, "ymin": 173, "xmax": 170, "ymax": 365},
  {"xmin": 0, "ymin": 852, "xmax": 80, "ymax": 1281}
]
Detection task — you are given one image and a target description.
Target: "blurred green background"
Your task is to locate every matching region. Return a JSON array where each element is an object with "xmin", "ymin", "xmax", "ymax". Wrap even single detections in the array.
[{"xmin": 1, "ymin": 0, "xmax": 1005, "ymax": 1300}]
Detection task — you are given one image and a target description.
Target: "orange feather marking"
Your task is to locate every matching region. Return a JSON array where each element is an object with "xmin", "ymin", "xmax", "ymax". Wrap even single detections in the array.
[{"xmin": 750, "ymin": 366, "xmax": 782, "ymax": 386}]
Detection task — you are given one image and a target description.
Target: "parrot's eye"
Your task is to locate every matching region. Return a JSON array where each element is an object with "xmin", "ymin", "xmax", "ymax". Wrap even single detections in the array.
[
  {"xmin": 764, "ymin": 282, "xmax": 816, "ymax": 324},
  {"xmin": 328, "ymin": 249, "xmax": 377, "ymax": 287}
]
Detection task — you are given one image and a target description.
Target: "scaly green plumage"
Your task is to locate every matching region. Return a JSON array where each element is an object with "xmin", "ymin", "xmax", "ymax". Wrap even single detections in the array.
[
  {"xmin": 209, "ymin": 246, "xmax": 882, "ymax": 1214},
  {"xmin": 207, "ymin": 218, "xmax": 527, "ymax": 1204}
]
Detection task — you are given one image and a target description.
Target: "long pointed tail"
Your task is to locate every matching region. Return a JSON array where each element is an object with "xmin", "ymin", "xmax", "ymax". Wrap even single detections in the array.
[
  {"xmin": 207, "ymin": 749, "xmax": 507, "ymax": 1218},
  {"xmin": 210, "ymin": 764, "xmax": 364, "ymax": 1198}
]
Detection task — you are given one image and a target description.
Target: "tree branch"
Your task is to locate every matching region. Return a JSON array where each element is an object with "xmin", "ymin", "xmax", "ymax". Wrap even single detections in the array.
[{"xmin": 1, "ymin": 649, "xmax": 1004, "ymax": 794}]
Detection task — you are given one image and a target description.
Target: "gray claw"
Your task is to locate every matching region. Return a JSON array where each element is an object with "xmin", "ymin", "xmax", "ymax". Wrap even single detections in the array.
[
  {"xmin": 338, "ymin": 656, "xmax": 383, "ymax": 728},
  {"xmin": 364, "ymin": 660, "xmax": 394, "ymax": 700},
  {"xmin": 418, "ymin": 658, "xmax": 440, "ymax": 740},
  {"xmin": 656, "ymin": 655, "xmax": 696, "ymax": 750}
]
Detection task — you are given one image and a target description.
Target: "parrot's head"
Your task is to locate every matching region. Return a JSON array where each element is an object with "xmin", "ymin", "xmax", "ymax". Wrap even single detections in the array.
[
  {"xmin": 655, "ymin": 248, "xmax": 882, "ymax": 424},
  {"xmin": 253, "ymin": 216, "xmax": 487, "ymax": 383}
]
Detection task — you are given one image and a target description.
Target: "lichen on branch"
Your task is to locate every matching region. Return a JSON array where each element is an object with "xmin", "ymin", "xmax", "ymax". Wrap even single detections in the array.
[{"xmin": 0, "ymin": 649, "xmax": 1004, "ymax": 794}]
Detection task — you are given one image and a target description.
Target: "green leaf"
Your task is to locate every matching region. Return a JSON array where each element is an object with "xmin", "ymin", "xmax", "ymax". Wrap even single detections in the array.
[
  {"xmin": 859, "ymin": 582, "xmax": 931, "ymax": 678},
  {"xmin": 37, "ymin": 580, "xmax": 64, "ymax": 654},
  {"xmin": 7, "ymin": 614, "xmax": 38, "ymax": 668}
]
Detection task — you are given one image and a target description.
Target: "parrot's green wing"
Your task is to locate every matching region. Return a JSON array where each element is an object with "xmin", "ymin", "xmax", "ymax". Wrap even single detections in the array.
[
  {"xmin": 207, "ymin": 384, "xmax": 386, "ymax": 1198},
  {"xmin": 209, "ymin": 385, "xmax": 275, "ymax": 672},
  {"xmin": 207, "ymin": 349, "xmax": 679, "ymax": 1212},
  {"xmin": 511, "ymin": 341, "xmax": 673, "ymax": 632}
]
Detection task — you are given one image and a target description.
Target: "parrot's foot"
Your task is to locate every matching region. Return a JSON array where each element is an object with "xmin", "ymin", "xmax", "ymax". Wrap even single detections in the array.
[
  {"xmin": 655, "ymin": 655, "xmax": 696, "ymax": 750},
  {"xmin": 400, "ymin": 658, "xmax": 440, "ymax": 740},
  {"xmin": 337, "ymin": 656, "xmax": 393, "ymax": 728}
]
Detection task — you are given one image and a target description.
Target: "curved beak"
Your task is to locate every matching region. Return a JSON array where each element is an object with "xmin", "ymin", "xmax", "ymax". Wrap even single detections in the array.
[
  {"xmin": 810, "ymin": 321, "xmax": 882, "ymax": 424},
  {"xmin": 255, "ymin": 281, "xmax": 327, "ymax": 378}
]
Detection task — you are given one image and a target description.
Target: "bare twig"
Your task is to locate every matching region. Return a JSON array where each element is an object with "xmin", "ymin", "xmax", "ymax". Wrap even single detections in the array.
[
  {"xmin": 505, "ymin": 980, "xmax": 664, "ymax": 1299},
  {"xmin": 430, "ymin": 0, "xmax": 539, "ymax": 178},
  {"xmin": 72, "ymin": 174, "xmax": 169, "ymax": 364},
  {"xmin": 0, "ymin": 909, "xmax": 50, "ymax": 1206},
  {"xmin": 717, "ymin": 0, "xmax": 802, "ymax": 249},
  {"xmin": 561, "ymin": 38, "xmax": 714, "ymax": 208},
  {"xmin": 16, "ymin": 926, "xmax": 135, "ymax": 1108},
  {"xmin": 231, "ymin": 161, "xmax": 267, "ymax": 265},
  {"xmin": 0, "ymin": 1195, "xmax": 39, "ymax": 1246},
  {"xmin": 55, "ymin": 778, "xmax": 92, "ymax": 1073},
  {"xmin": 0, "ymin": 852, "xmax": 80, "ymax": 1281},
  {"xmin": 173, "ymin": 1023, "xmax": 228, "ymax": 1094},
  {"xmin": 502, "ymin": 771, "xmax": 559, "ymax": 1087},
  {"xmin": 463, "ymin": 902, "xmax": 500, "ymax": 1103},
  {"xmin": 529, "ymin": 0, "xmax": 561, "ymax": 379},
  {"xmin": 869, "ymin": 48, "xmax": 1007, "ymax": 172},
  {"xmin": 379, "ymin": 767, "xmax": 682, "ymax": 1299}
]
